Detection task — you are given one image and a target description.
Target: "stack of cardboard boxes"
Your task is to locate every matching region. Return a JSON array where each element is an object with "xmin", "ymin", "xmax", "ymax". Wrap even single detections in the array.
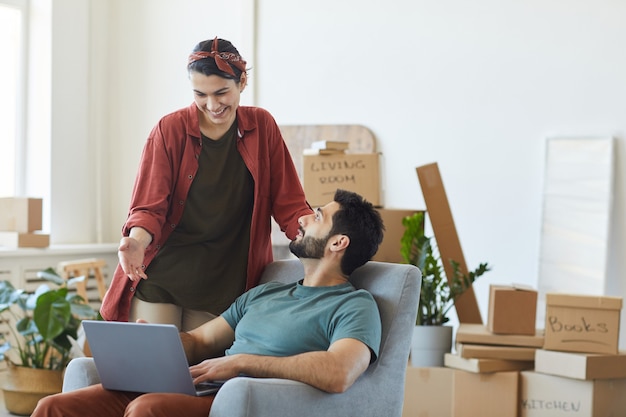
[
  {"xmin": 0, "ymin": 197, "xmax": 49, "ymax": 248},
  {"xmin": 403, "ymin": 290, "xmax": 626, "ymax": 417},
  {"xmin": 401, "ymin": 163, "xmax": 626, "ymax": 416},
  {"xmin": 437, "ymin": 284, "xmax": 543, "ymax": 417},
  {"xmin": 450, "ymin": 283, "xmax": 542, "ymax": 375},
  {"xmin": 455, "ymin": 291, "xmax": 626, "ymax": 417},
  {"xmin": 521, "ymin": 293, "xmax": 626, "ymax": 417}
]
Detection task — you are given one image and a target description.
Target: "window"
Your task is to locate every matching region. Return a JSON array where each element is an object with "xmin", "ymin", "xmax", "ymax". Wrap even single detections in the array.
[{"xmin": 0, "ymin": 0, "xmax": 27, "ymax": 197}]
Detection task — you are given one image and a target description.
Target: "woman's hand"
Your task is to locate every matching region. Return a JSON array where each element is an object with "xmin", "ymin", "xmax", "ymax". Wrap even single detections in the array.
[{"xmin": 118, "ymin": 227, "xmax": 152, "ymax": 281}]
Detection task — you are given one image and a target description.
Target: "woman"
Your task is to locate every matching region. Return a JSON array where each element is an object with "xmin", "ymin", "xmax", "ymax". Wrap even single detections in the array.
[{"xmin": 100, "ymin": 37, "xmax": 312, "ymax": 330}]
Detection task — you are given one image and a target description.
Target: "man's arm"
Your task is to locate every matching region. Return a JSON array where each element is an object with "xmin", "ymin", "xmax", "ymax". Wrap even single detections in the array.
[
  {"xmin": 189, "ymin": 337, "xmax": 371, "ymax": 393},
  {"xmin": 181, "ymin": 316, "xmax": 235, "ymax": 365}
]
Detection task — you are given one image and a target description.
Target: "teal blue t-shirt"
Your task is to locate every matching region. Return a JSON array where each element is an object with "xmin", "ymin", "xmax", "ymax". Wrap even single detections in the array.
[{"xmin": 221, "ymin": 280, "xmax": 382, "ymax": 362}]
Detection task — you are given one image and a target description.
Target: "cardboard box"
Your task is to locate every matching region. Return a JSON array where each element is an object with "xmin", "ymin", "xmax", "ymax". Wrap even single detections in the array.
[
  {"xmin": 520, "ymin": 371, "xmax": 626, "ymax": 417},
  {"xmin": 416, "ymin": 163, "xmax": 482, "ymax": 323},
  {"xmin": 445, "ymin": 353, "xmax": 533, "ymax": 373},
  {"xmin": 534, "ymin": 349, "xmax": 626, "ymax": 380},
  {"xmin": 453, "ymin": 370, "xmax": 519, "ymax": 417},
  {"xmin": 0, "ymin": 197, "xmax": 43, "ymax": 232},
  {"xmin": 402, "ymin": 366, "xmax": 453, "ymax": 417},
  {"xmin": 303, "ymin": 153, "xmax": 381, "ymax": 207},
  {"xmin": 456, "ymin": 342, "xmax": 537, "ymax": 361},
  {"xmin": 0, "ymin": 231, "xmax": 50, "ymax": 248},
  {"xmin": 488, "ymin": 284, "xmax": 538, "ymax": 335},
  {"xmin": 544, "ymin": 293, "xmax": 622, "ymax": 354},
  {"xmin": 456, "ymin": 324, "xmax": 545, "ymax": 348},
  {"xmin": 372, "ymin": 209, "xmax": 424, "ymax": 263}
]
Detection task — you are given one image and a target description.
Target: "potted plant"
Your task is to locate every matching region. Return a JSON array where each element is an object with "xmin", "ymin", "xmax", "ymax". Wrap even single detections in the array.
[
  {"xmin": 400, "ymin": 212, "xmax": 490, "ymax": 366},
  {"xmin": 0, "ymin": 267, "xmax": 98, "ymax": 415}
]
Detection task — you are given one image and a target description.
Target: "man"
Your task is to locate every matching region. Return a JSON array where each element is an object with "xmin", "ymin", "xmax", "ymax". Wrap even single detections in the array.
[{"xmin": 33, "ymin": 189, "xmax": 385, "ymax": 417}]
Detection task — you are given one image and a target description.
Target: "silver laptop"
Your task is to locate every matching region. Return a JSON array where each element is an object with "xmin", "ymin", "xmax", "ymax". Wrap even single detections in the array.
[{"xmin": 82, "ymin": 320, "xmax": 223, "ymax": 396}]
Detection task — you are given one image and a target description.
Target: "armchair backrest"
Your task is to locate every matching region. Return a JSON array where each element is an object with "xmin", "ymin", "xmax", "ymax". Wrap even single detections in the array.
[{"xmin": 259, "ymin": 259, "xmax": 421, "ymax": 417}]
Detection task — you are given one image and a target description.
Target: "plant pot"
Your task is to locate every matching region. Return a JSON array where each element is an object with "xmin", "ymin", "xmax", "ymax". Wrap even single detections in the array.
[
  {"xmin": 2, "ymin": 363, "xmax": 64, "ymax": 415},
  {"xmin": 410, "ymin": 325, "xmax": 453, "ymax": 367}
]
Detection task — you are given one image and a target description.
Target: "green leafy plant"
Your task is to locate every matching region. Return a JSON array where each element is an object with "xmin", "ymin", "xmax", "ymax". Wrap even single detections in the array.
[
  {"xmin": 400, "ymin": 212, "xmax": 491, "ymax": 326},
  {"xmin": 0, "ymin": 267, "xmax": 98, "ymax": 370}
]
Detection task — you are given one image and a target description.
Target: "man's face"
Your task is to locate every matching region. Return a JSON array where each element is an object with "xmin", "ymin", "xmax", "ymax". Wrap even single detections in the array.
[{"xmin": 289, "ymin": 202, "xmax": 340, "ymax": 259}]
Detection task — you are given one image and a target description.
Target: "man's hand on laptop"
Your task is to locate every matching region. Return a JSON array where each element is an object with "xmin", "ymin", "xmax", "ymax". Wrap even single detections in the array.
[{"xmin": 189, "ymin": 355, "xmax": 241, "ymax": 385}]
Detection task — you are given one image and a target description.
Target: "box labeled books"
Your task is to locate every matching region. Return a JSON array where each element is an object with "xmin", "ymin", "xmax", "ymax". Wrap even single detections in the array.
[{"xmin": 544, "ymin": 293, "xmax": 622, "ymax": 354}]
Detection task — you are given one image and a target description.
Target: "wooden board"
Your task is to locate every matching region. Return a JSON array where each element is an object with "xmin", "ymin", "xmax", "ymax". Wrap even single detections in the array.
[{"xmin": 416, "ymin": 162, "xmax": 483, "ymax": 323}]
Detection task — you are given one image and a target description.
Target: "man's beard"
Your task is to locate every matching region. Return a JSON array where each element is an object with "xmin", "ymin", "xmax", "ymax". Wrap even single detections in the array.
[{"xmin": 289, "ymin": 233, "xmax": 329, "ymax": 259}]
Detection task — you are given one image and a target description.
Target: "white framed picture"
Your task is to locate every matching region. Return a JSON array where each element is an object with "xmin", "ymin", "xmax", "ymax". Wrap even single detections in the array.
[{"xmin": 536, "ymin": 137, "xmax": 615, "ymax": 327}]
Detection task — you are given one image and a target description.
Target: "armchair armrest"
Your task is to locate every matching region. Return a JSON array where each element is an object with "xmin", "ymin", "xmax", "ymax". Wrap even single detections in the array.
[
  {"xmin": 62, "ymin": 357, "xmax": 101, "ymax": 392},
  {"xmin": 209, "ymin": 377, "xmax": 356, "ymax": 417},
  {"xmin": 63, "ymin": 361, "xmax": 362, "ymax": 417}
]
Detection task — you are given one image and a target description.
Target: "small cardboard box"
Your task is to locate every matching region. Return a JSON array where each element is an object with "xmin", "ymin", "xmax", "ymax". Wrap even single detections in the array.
[
  {"xmin": 453, "ymin": 370, "xmax": 519, "ymax": 417},
  {"xmin": 402, "ymin": 366, "xmax": 453, "ymax": 417},
  {"xmin": 303, "ymin": 153, "xmax": 381, "ymax": 207},
  {"xmin": 544, "ymin": 293, "xmax": 622, "ymax": 354},
  {"xmin": 520, "ymin": 371, "xmax": 626, "ymax": 417},
  {"xmin": 488, "ymin": 284, "xmax": 538, "ymax": 335},
  {"xmin": 372, "ymin": 209, "xmax": 424, "ymax": 263},
  {"xmin": 456, "ymin": 324, "xmax": 545, "ymax": 348},
  {"xmin": 0, "ymin": 231, "xmax": 50, "ymax": 248},
  {"xmin": 0, "ymin": 197, "xmax": 43, "ymax": 232},
  {"xmin": 534, "ymin": 349, "xmax": 626, "ymax": 380}
]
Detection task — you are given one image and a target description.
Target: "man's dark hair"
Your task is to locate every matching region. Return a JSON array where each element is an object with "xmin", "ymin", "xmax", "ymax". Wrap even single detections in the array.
[{"xmin": 330, "ymin": 189, "xmax": 385, "ymax": 275}]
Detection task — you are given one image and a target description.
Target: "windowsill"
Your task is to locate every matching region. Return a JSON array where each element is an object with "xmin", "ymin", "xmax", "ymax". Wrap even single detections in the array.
[
  {"xmin": 0, "ymin": 243, "xmax": 293, "ymax": 260},
  {"xmin": 0, "ymin": 243, "xmax": 119, "ymax": 258}
]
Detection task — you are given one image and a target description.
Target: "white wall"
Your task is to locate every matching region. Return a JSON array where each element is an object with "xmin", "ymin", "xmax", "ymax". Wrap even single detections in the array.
[
  {"xmin": 50, "ymin": 0, "xmax": 93, "ymax": 242},
  {"xmin": 254, "ymin": 0, "xmax": 626, "ymax": 338},
  {"xmin": 103, "ymin": 0, "xmax": 255, "ymax": 241},
  {"xmin": 49, "ymin": 0, "xmax": 626, "ymax": 344},
  {"xmin": 47, "ymin": 0, "xmax": 254, "ymax": 243}
]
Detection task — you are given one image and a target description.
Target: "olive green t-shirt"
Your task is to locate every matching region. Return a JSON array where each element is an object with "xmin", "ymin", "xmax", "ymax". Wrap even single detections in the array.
[{"xmin": 136, "ymin": 122, "xmax": 254, "ymax": 315}]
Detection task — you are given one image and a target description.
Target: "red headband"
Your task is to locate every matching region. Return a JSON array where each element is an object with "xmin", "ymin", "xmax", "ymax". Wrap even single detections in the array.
[{"xmin": 187, "ymin": 37, "xmax": 247, "ymax": 77}]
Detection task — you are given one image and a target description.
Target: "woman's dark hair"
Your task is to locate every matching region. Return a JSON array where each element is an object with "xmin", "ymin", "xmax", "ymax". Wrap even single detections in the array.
[
  {"xmin": 329, "ymin": 189, "xmax": 385, "ymax": 275},
  {"xmin": 188, "ymin": 38, "xmax": 246, "ymax": 81}
]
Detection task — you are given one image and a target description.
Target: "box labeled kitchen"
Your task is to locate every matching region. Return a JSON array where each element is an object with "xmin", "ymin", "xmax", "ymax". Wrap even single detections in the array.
[{"xmin": 520, "ymin": 371, "xmax": 626, "ymax": 417}]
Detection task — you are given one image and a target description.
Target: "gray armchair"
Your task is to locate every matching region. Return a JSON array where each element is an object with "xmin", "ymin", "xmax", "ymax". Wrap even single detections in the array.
[{"xmin": 63, "ymin": 260, "xmax": 421, "ymax": 417}]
